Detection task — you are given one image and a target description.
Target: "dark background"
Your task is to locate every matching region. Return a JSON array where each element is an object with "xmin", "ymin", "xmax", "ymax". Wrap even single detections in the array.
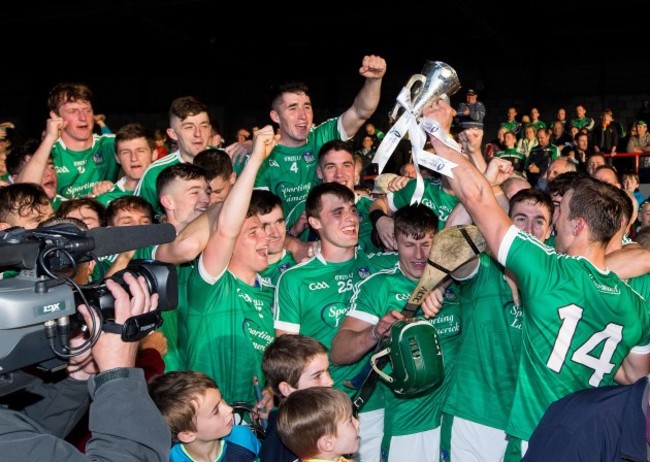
[{"xmin": 2, "ymin": 1, "xmax": 650, "ymax": 141}]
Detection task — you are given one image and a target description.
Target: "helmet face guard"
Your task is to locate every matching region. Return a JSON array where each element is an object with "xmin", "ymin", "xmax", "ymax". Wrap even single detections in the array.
[{"xmin": 370, "ymin": 319, "xmax": 444, "ymax": 397}]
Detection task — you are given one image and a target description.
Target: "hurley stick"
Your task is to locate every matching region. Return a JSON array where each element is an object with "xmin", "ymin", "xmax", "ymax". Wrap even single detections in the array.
[{"xmin": 350, "ymin": 224, "xmax": 486, "ymax": 412}]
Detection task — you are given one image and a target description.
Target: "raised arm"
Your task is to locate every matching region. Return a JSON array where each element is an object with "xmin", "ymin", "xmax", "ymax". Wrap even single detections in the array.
[
  {"xmin": 154, "ymin": 201, "xmax": 223, "ymax": 264},
  {"xmin": 422, "ymin": 99, "xmax": 513, "ymax": 257},
  {"xmin": 200, "ymin": 126, "xmax": 277, "ymax": 277},
  {"xmin": 369, "ymin": 195, "xmax": 396, "ymax": 251},
  {"xmin": 16, "ymin": 117, "xmax": 62, "ymax": 184},
  {"xmin": 339, "ymin": 55, "xmax": 386, "ymax": 138}
]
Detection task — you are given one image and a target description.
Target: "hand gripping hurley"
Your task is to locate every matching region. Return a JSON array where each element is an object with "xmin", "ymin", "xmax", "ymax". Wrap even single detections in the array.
[{"xmin": 352, "ymin": 225, "xmax": 486, "ymax": 409}]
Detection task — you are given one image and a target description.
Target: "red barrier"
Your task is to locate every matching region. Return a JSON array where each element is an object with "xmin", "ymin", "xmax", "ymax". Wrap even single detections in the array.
[{"xmin": 603, "ymin": 152, "xmax": 650, "ymax": 173}]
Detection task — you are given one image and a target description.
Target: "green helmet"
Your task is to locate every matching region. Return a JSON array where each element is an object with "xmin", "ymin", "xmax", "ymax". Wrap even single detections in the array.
[{"xmin": 370, "ymin": 319, "xmax": 444, "ymax": 397}]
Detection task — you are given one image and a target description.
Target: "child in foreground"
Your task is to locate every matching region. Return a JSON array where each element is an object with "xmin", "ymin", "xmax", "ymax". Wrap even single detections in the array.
[
  {"xmin": 148, "ymin": 370, "xmax": 261, "ymax": 462},
  {"xmin": 277, "ymin": 386, "xmax": 360, "ymax": 462},
  {"xmin": 259, "ymin": 334, "xmax": 333, "ymax": 462}
]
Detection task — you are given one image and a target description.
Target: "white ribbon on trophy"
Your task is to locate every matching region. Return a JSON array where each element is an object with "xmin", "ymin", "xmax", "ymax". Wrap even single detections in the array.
[{"xmin": 371, "ymin": 61, "xmax": 461, "ymax": 204}]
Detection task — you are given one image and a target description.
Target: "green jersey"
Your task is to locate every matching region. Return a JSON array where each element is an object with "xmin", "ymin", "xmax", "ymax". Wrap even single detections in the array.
[
  {"xmin": 355, "ymin": 194, "xmax": 382, "ymax": 254},
  {"xmin": 161, "ymin": 260, "xmax": 196, "ymax": 372},
  {"xmin": 499, "ymin": 226, "xmax": 650, "ymax": 440},
  {"xmin": 347, "ymin": 265, "xmax": 462, "ymax": 437},
  {"xmin": 259, "ymin": 250, "xmax": 296, "ymax": 288},
  {"xmin": 388, "ymin": 180, "xmax": 459, "ymax": 230},
  {"xmin": 52, "ymin": 134, "xmax": 119, "ymax": 198},
  {"xmin": 95, "ymin": 176, "xmax": 133, "ymax": 206},
  {"xmin": 500, "ymin": 120, "xmax": 521, "ymax": 135},
  {"xmin": 443, "ymin": 253, "xmax": 522, "ymax": 430},
  {"xmin": 186, "ymin": 261, "xmax": 275, "ymax": 406},
  {"xmin": 134, "ymin": 151, "xmax": 182, "ymax": 217},
  {"xmin": 254, "ymin": 118, "xmax": 341, "ymax": 219},
  {"xmin": 570, "ymin": 116, "xmax": 595, "ymax": 131},
  {"xmin": 51, "ymin": 195, "xmax": 67, "ymax": 212},
  {"xmin": 496, "ymin": 148, "xmax": 527, "ymax": 174},
  {"xmin": 627, "ymin": 273, "xmax": 650, "ymax": 301},
  {"xmin": 274, "ymin": 249, "xmax": 398, "ymax": 408}
]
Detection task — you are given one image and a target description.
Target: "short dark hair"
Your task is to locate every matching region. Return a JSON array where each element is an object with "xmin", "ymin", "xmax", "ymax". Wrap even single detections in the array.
[
  {"xmin": 47, "ymin": 82, "xmax": 94, "ymax": 112},
  {"xmin": 193, "ymin": 148, "xmax": 233, "ymax": 181},
  {"xmin": 249, "ymin": 190, "xmax": 283, "ymax": 218},
  {"xmin": 568, "ymin": 176, "xmax": 624, "ymax": 244},
  {"xmin": 0, "ymin": 183, "xmax": 51, "ymax": 224},
  {"xmin": 305, "ymin": 182, "xmax": 355, "ymax": 220},
  {"xmin": 168, "ymin": 96, "xmax": 209, "ymax": 123},
  {"xmin": 393, "ymin": 203, "xmax": 438, "ymax": 240},
  {"xmin": 270, "ymin": 81, "xmax": 311, "ymax": 111},
  {"xmin": 56, "ymin": 197, "xmax": 107, "ymax": 227},
  {"xmin": 106, "ymin": 196, "xmax": 155, "ymax": 226},
  {"xmin": 317, "ymin": 140, "xmax": 354, "ymax": 165},
  {"xmin": 262, "ymin": 334, "xmax": 328, "ymax": 398},
  {"xmin": 155, "ymin": 163, "xmax": 207, "ymax": 200},
  {"xmin": 509, "ymin": 188, "xmax": 554, "ymax": 221},
  {"xmin": 593, "ymin": 164, "xmax": 621, "ymax": 185},
  {"xmin": 547, "ymin": 171, "xmax": 588, "ymax": 197},
  {"xmin": 114, "ymin": 123, "xmax": 155, "ymax": 154}
]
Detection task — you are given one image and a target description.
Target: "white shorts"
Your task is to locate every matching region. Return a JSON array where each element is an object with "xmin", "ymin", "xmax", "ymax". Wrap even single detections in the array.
[
  {"xmin": 388, "ymin": 427, "xmax": 440, "ymax": 462},
  {"xmin": 357, "ymin": 408, "xmax": 384, "ymax": 462},
  {"xmin": 450, "ymin": 416, "xmax": 508, "ymax": 462}
]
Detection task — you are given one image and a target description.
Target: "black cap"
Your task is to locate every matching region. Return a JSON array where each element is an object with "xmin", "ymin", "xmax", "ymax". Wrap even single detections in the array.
[{"xmin": 467, "ymin": 89, "xmax": 477, "ymax": 96}]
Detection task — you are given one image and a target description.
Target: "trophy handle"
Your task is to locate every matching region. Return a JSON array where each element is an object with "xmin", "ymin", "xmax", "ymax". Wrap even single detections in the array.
[{"xmin": 389, "ymin": 73, "xmax": 427, "ymax": 122}]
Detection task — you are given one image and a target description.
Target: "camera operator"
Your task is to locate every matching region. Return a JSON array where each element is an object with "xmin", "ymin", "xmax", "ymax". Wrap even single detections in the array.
[{"xmin": 0, "ymin": 272, "xmax": 171, "ymax": 461}]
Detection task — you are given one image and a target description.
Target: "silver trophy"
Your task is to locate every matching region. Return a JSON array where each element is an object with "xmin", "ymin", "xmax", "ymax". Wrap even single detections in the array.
[{"xmin": 389, "ymin": 60, "xmax": 461, "ymax": 122}]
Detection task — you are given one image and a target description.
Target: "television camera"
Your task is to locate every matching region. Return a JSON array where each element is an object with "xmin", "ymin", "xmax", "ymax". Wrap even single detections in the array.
[{"xmin": 0, "ymin": 222, "xmax": 178, "ymax": 394}]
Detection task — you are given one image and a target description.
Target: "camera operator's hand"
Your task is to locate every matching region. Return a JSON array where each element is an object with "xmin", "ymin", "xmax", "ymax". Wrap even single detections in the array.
[
  {"xmin": 66, "ymin": 333, "xmax": 99, "ymax": 381},
  {"xmin": 77, "ymin": 273, "xmax": 159, "ymax": 373}
]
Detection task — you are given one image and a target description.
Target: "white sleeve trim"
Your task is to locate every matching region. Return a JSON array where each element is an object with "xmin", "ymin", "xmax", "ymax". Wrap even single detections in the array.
[
  {"xmin": 337, "ymin": 117, "xmax": 352, "ymax": 141},
  {"xmin": 630, "ymin": 343, "xmax": 650, "ymax": 355},
  {"xmin": 497, "ymin": 225, "xmax": 519, "ymax": 266},
  {"xmin": 347, "ymin": 309, "xmax": 379, "ymax": 325},
  {"xmin": 452, "ymin": 259, "xmax": 480, "ymax": 281},
  {"xmin": 387, "ymin": 193, "xmax": 397, "ymax": 212},
  {"xmin": 198, "ymin": 254, "xmax": 227, "ymax": 285},
  {"xmin": 273, "ymin": 320, "xmax": 300, "ymax": 333}
]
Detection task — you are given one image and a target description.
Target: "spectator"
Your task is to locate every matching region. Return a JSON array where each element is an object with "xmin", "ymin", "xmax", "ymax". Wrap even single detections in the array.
[{"xmin": 455, "ymin": 88, "xmax": 486, "ymax": 129}]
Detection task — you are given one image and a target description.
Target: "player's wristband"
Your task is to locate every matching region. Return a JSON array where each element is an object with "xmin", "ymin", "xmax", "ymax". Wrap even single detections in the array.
[
  {"xmin": 369, "ymin": 210, "xmax": 387, "ymax": 227},
  {"xmin": 370, "ymin": 323, "xmax": 382, "ymax": 342}
]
